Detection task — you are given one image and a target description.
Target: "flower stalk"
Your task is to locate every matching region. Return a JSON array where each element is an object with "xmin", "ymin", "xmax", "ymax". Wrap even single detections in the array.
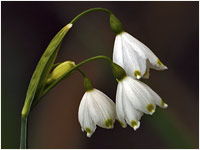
[{"xmin": 70, "ymin": 7, "xmax": 111, "ymax": 24}]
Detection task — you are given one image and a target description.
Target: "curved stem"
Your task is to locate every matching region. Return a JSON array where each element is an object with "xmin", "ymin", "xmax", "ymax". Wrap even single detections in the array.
[
  {"xmin": 70, "ymin": 7, "xmax": 111, "ymax": 24},
  {"xmin": 76, "ymin": 68, "xmax": 86, "ymax": 78},
  {"xmin": 39, "ymin": 55, "xmax": 112, "ymax": 100}
]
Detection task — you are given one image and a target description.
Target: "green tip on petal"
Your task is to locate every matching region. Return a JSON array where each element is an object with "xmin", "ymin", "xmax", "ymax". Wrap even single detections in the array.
[
  {"xmin": 157, "ymin": 59, "xmax": 164, "ymax": 66},
  {"xmin": 146, "ymin": 104, "xmax": 155, "ymax": 114},
  {"xmin": 161, "ymin": 99, "xmax": 168, "ymax": 108},
  {"xmin": 134, "ymin": 70, "xmax": 141, "ymax": 79},
  {"xmin": 85, "ymin": 127, "xmax": 91, "ymax": 134},
  {"xmin": 105, "ymin": 119, "xmax": 113, "ymax": 128},
  {"xmin": 157, "ymin": 59, "xmax": 168, "ymax": 69},
  {"xmin": 131, "ymin": 120, "xmax": 138, "ymax": 128},
  {"xmin": 161, "ymin": 99, "xmax": 165, "ymax": 106},
  {"xmin": 118, "ymin": 120, "xmax": 126, "ymax": 128}
]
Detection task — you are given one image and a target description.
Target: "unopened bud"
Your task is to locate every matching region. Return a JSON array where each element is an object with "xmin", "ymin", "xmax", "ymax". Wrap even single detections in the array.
[{"xmin": 47, "ymin": 61, "xmax": 75, "ymax": 84}]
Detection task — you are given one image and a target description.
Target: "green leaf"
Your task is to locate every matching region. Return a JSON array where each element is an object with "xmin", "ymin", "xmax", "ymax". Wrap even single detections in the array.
[
  {"xmin": 31, "ymin": 44, "xmax": 60, "ymax": 107},
  {"xmin": 21, "ymin": 23, "xmax": 73, "ymax": 118}
]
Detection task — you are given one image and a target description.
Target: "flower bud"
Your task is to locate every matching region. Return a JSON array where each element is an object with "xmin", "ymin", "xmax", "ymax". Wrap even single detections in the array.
[
  {"xmin": 110, "ymin": 14, "xmax": 123, "ymax": 35},
  {"xmin": 47, "ymin": 61, "xmax": 75, "ymax": 83},
  {"xmin": 111, "ymin": 62, "xmax": 127, "ymax": 81}
]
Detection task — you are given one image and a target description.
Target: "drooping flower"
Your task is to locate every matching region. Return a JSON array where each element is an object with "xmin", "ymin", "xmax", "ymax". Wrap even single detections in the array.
[
  {"xmin": 78, "ymin": 77, "xmax": 116, "ymax": 137},
  {"xmin": 116, "ymin": 76, "xmax": 168, "ymax": 129},
  {"xmin": 113, "ymin": 31, "xmax": 167, "ymax": 79}
]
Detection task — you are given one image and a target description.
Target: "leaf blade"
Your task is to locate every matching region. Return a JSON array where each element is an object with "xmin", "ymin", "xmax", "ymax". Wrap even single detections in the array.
[{"xmin": 21, "ymin": 24, "xmax": 72, "ymax": 117}]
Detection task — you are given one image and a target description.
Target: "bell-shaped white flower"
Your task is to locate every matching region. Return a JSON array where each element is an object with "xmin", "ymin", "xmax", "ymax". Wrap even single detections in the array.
[
  {"xmin": 116, "ymin": 76, "xmax": 168, "ymax": 129},
  {"xmin": 78, "ymin": 88, "xmax": 116, "ymax": 137},
  {"xmin": 113, "ymin": 31, "xmax": 167, "ymax": 79}
]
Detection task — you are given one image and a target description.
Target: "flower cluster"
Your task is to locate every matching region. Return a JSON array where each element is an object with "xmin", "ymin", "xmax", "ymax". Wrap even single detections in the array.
[
  {"xmin": 19, "ymin": 8, "xmax": 169, "ymax": 148},
  {"xmin": 78, "ymin": 30, "xmax": 168, "ymax": 137}
]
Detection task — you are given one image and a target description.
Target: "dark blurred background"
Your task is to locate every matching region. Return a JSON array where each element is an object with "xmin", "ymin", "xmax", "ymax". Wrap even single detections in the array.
[{"xmin": 1, "ymin": 1, "xmax": 199, "ymax": 149}]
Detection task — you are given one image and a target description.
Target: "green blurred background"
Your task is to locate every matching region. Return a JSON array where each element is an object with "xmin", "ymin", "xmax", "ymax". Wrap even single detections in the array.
[{"xmin": 1, "ymin": 1, "xmax": 199, "ymax": 149}]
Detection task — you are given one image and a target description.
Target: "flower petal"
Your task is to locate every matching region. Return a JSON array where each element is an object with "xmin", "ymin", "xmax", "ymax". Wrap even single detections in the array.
[
  {"xmin": 78, "ymin": 92, "xmax": 96, "ymax": 137},
  {"xmin": 121, "ymin": 32, "xmax": 147, "ymax": 79},
  {"xmin": 88, "ymin": 89, "xmax": 116, "ymax": 129},
  {"xmin": 122, "ymin": 93, "xmax": 143, "ymax": 130},
  {"xmin": 122, "ymin": 32, "xmax": 167, "ymax": 71},
  {"xmin": 123, "ymin": 77, "xmax": 156, "ymax": 115},
  {"xmin": 140, "ymin": 82, "xmax": 168, "ymax": 109},
  {"xmin": 93, "ymin": 89, "xmax": 116, "ymax": 128},
  {"xmin": 116, "ymin": 82, "xmax": 127, "ymax": 128},
  {"xmin": 113, "ymin": 35, "xmax": 124, "ymax": 68}
]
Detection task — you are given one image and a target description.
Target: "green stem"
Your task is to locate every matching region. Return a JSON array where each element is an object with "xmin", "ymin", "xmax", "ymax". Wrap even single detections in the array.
[
  {"xmin": 70, "ymin": 7, "xmax": 111, "ymax": 24},
  {"xmin": 39, "ymin": 55, "xmax": 112, "ymax": 100},
  {"xmin": 20, "ymin": 116, "xmax": 28, "ymax": 149},
  {"xmin": 76, "ymin": 68, "xmax": 86, "ymax": 78}
]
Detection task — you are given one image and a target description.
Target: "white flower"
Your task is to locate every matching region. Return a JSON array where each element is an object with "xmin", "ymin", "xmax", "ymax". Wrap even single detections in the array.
[
  {"xmin": 78, "ymin": 88, "xmax": 116, "ymax": 137},
  {"xmin": 116, "ymin": 76, "xmax": 168, "ymax": 130},
  {"xmin": 113, "ymin": 31, "xmax": 167, "ymax": 79}
]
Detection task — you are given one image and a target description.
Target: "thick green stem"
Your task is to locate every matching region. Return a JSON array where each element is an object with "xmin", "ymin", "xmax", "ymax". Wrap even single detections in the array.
[
  {"xmin": 20, "ymin": 117, "xmax": 28, "ymax": 149},
  {"xmin": 70, "ymin": 8, "xmax": 111, "ymax": 24},
  {"xmin": 39, "ymin": 55, "xmax": 112, "ymax": 100}
]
